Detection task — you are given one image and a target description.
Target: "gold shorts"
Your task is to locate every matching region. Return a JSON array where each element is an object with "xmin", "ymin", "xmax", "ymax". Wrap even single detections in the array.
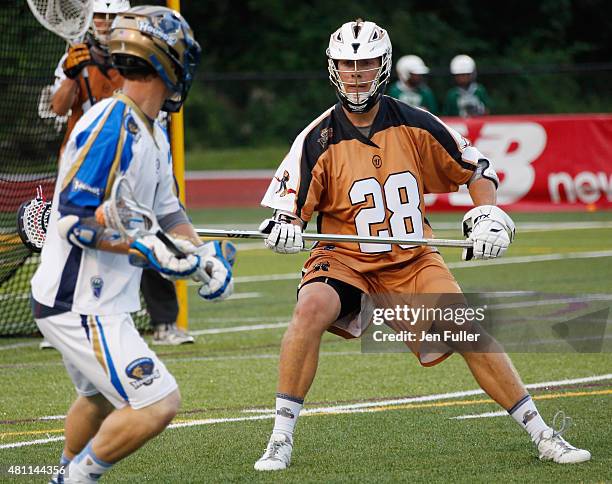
[{"xmin": 300, "ymin": 250, "xmax": 464, "ymax": 366}]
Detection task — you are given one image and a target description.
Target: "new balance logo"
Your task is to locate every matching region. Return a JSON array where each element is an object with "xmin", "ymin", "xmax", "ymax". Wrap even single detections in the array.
[{"xmin": 277, "ymin": 407, "xmax": 295, "ymax": 419}]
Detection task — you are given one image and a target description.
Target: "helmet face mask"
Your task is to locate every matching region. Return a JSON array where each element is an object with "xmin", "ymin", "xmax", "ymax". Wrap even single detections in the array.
[
  {"xmin": 109, "ymin": 6, "xmax": 201, "ymax": 112},
  {"xmin": 327, "ymin": 19, "xmax": 392, "ymax": 113},
  {"xmin": 329, "ymin": 58, "xmax": 387, "ymax": 112}
]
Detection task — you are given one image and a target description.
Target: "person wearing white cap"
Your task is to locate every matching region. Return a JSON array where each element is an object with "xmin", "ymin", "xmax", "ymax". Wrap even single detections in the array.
[
  {"xmin": 444, "ymin": 54, "xmax": 490, "ymax": 117},
  {"xmin": 388, "ymin": 54, "xmax": 438, "ymax": 113}
]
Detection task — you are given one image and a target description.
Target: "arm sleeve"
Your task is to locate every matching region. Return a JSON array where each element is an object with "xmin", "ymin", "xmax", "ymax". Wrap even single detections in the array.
[{"xmin": 159, "ymin": 209, "xmax": 190, "ymax": 232}]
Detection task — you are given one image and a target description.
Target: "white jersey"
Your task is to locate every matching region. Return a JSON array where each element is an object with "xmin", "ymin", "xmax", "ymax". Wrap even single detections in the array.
[{"xmin": 31, "ymin": 93, "xmax": 181, "ymax": 316}]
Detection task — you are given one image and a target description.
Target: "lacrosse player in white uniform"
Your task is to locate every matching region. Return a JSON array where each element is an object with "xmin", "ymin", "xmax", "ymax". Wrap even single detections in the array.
[{"xmin": 30, "ymin": 7, "xmax": 232, "ymax": 483}]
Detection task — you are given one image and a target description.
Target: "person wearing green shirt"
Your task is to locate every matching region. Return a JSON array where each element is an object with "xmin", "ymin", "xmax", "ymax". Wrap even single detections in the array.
[
  {"xmin": 388, "ymin": 54, "xmax": 438, "ymax": 114},
  {"xmin": 444, "ymin": 54, "xmax": 490, "ymax": 117}
]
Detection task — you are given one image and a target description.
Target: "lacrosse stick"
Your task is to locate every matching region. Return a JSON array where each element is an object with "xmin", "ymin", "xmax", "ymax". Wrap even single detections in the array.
[
  {"xmin": 97, "ymin": 175, "xmax": 211, "ymax": 282},
  {"xmin": 16, "ymin": 186, "xmax": 52, "ymax": 253},
  {"xmin": 26, "ymin": 0, "xmax": 96, "ymax": 105},
  {"xmin": 194, "ymin": 228, "xmax": 473, "ymax": 249}
]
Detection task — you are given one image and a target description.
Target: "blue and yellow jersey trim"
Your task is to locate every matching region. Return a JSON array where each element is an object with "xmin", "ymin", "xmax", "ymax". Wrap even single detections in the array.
[{"xmin": 59, "ymin": 96, "xmax": 143, "ymax": 218}]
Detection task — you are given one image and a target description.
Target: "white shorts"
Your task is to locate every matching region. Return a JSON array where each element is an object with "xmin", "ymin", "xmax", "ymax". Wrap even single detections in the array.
[{"xmin": 36, "ymin": 312, "xmax": 178, "ymax": 410}]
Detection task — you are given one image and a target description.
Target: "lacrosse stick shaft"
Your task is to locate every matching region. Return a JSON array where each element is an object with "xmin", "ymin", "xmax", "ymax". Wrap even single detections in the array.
[{"xmin": 194, "ymin": 228, "xmax": 472, "ymax": 249}]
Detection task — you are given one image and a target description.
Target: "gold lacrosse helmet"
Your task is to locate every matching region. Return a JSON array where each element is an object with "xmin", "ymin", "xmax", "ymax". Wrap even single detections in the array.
[{"xmin": 108, "ymin": 6, "xmax": 201, "ymax": 112}]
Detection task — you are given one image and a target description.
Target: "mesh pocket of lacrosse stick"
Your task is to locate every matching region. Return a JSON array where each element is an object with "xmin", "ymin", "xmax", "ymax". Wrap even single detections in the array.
[
  {"xmin": 26, "ymin": 0, "xmax": 93, "ymax": 42},
  {"xmin": 17, "ymin": 188, "xmax": 52, "ymax": 253}
]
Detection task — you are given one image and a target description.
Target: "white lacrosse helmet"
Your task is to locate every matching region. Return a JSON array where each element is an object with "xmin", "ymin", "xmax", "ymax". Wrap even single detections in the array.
[
  {"xmin": 94, "ymin": 0, "xmax": 131, "ymax": 14},
  {"xmin": 450, "ymin": 54, "xmax": 476, "ymax": 75},
  {"xmin": 396, "ymin": 55, "xmax": 429, "ymax": 83},
  {"xmin": 327, "ymin": 19, "xmax": 392, "ymax": 113},
  {"xmin": 91, "ymin": 0, "xmax": 131, "ymax": 44}
]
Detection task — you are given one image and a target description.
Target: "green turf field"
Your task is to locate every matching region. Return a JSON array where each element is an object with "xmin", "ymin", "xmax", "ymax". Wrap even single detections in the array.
[
  {"xmin": 186, "ymin": 146, "xmax": 286, "ymax": 171},
  {"xmin": 1, "ymin": 210, "xmax": 611, "ymax": 482}
]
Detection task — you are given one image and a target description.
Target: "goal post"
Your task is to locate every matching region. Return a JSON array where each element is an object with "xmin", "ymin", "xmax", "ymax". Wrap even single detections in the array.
[{"xmin": 166, "ymin": 0, "xmax": 189, "ymax": 332}]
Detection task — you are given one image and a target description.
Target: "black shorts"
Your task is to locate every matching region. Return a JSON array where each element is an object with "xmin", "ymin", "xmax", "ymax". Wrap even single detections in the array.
[{"xmin": 299, "ymin": 276, "xmax": 362, "ymax": 320}]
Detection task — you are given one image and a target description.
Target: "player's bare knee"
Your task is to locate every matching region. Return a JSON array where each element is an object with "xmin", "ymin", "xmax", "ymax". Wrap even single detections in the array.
[
  {"xmin": 156, "ymin": 390, "xmax": 181, "ymax": 424},
  {"xmin": 133, "ymin": 389, "xmax": 181, "ymax": 436},
  {"xmin": 292, "ymin": 301, "xmax": 336, "ymax": 336},
  {"xmin": 293, "ymin": 285, "xmax": 340, "ymax": 332}
]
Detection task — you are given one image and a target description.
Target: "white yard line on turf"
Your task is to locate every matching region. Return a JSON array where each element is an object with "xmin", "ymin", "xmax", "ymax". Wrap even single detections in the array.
[
  {"xmin": 4, "ymin": 373, "xmax": 610, "ymax": 450},
  {"xmin": 0, "ymin": 342, "xmax": 38, "ymax": 351},
  {"xmin": 189, "ymin": 316, "xmax": 290, "ymax": 324},
  {"xmin": 189, "ymin": 322, "xmax": 288, "ymax": 335},
  {"xmin": 450, "ymin": 411, "xmax": 508, "ymax": 420},
  {"xmin": 446, "ymin": 250, "xmax": 612, "ymax": 269},
  {"xmin": 0, "ymin": 436, "xmax": 65, "ymax": 450},
  {"xmin": 226, "ymin": 292, "xmax": 262, "ymax": 300},
  {"xmin": 245, "ymin": 374, "xmax": 612, "ymax": 414}
]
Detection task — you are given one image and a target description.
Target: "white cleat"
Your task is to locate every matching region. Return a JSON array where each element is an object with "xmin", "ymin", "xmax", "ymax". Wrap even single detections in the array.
[
  {"xmin": 152, "ymin": 323, "xmax": 195, "ymax": 345},
  {"xmin": 254, "ymin": 433, "xmax": 293, "ymax": 471},
  {"xmin": 537, "ymin": 411, "xmax": 591, "ymax": 464}
]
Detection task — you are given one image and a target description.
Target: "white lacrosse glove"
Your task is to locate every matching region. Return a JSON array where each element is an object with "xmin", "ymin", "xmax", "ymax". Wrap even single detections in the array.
[
  {"xmin": 129, "ymin": 235, "xmax": 200, "ymax": 280},
  {"xmin": 259, "ymin": 218, "xmax": 304, "ymax": 254},
  {"xmin": 462, "ymin": 205, "xmax": 516, "ymax": 260},
  {"xmin": 192, "ymin": 241, "xmax": 235, "ymax": 302}
]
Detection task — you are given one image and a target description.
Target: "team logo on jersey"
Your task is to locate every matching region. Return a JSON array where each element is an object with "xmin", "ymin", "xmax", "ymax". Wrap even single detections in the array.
[
  {"xmin": 312, "ymin": 261, "xmax": 330, "ymax": 272},
  {"xmin": 72, "ymin": 178, "xmax": 103, "ymax": 198},
  {"xmin": 90, "ymin": 276, "xmax": 103, "ymax": 299},
  {"xmin": 274, "ymin": 170, "xmax": 296, "ymax": 197},
  {"xmin": 318, "ymin": 127, "xmax": 333, "ymax": 149},
  {"xmin": 126, "ymin": 357, "xmax": 160, "ymax": 389},
  {"xmin": 125, "ymin": 115, "xmax": 140, "ymax": 136},
  {"xmin": 372, "ymin": 155, "xmax": 382, "ymax": 168}
]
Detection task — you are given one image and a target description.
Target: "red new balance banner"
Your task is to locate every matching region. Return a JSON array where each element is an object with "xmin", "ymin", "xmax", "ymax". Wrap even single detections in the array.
[
  {"xmin": 185, "ymin": 114, "xmax": 612, "ymax": 211},
  {"xmin": 431, "ymin": 114, "xmax": 612, "ymax": 211}
]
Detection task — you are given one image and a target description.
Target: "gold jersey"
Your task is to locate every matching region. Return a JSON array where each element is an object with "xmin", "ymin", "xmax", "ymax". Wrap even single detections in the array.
[
  {"xmin": 262, "ymin": 96, "xmax": 478, "ymax": 273},
  {"xmin": 62, "ymin": 65, "xmax": 124, "ymax": 149}
]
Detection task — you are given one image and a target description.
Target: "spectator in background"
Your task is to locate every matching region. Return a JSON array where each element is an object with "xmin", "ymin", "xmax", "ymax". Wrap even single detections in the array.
[
  {"xmin": 388, "ymin": 55, "xmax": 438, "ymax": 114},
  {"xmin": 444, "ymin": 54, "xmax": 490, "ymax": 117}
]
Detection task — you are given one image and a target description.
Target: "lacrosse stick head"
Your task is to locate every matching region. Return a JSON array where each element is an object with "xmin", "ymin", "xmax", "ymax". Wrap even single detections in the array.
[
  {"xmin": 102, "ymin": 175, "xmax": 191, "ymax": 261},
  {"xmin": 17, "ymin": 188, "xmax": 52, "ymax": 253},
  {"xmin": 26, "ymin": 0, "xmax": 94, "ymax": 43},
  {"xmin": 102, "ymin": 175, "xmax": 160, "ymax": 240}
]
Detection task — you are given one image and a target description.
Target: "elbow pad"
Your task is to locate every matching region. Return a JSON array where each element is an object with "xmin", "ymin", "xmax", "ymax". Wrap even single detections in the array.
[
  {"xmin": 57, "ymin": 214, "xmax": 101, "ymax": 249},
  {"xmin": 462, "ymin": 146, "xmax": 499, "ymax": 188}
]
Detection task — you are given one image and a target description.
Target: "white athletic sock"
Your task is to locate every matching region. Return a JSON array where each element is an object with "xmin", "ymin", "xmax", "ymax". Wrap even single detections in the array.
[
  {"xmin": 273, "ymin": 393, "xmax": 303, "ymax": 440},
  {"xmin": 508, "ymin": 394, "xmax": 551, "ymax": 443},
  {"xmin": 67, "ymin": 440, "xmax": 113, "ymax": 483}
]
